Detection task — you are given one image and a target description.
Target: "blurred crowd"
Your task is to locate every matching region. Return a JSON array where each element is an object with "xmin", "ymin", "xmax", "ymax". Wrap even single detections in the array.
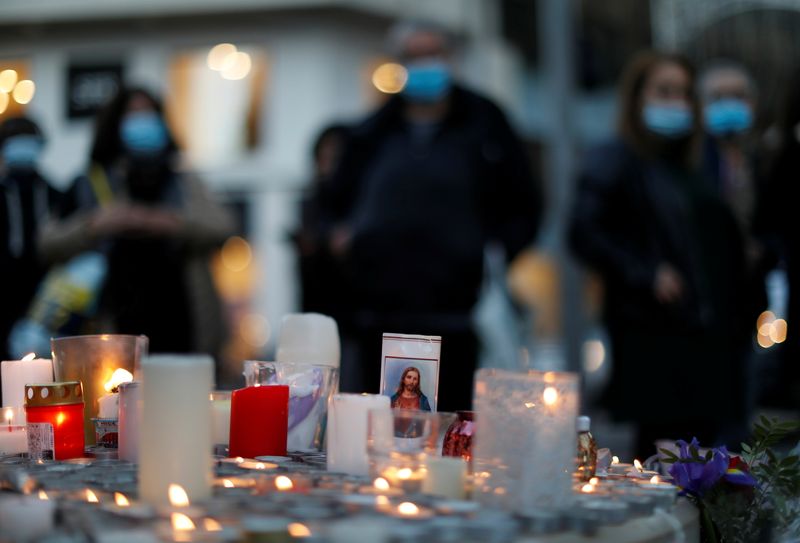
[{"xmin": 1, "ymin": 20, "xmax": 799, "ymax": 458}]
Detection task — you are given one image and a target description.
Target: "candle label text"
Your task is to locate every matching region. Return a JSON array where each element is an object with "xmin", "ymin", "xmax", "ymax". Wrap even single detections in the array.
[{"xmin": 27, "ymin": 423, "xmax": 55, "ymax": 461}]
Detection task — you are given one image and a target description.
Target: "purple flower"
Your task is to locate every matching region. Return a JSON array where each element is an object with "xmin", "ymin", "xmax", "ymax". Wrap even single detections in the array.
[{"xmin": 669, "ymin": 439, "xmax": 741, "ymax": 497}]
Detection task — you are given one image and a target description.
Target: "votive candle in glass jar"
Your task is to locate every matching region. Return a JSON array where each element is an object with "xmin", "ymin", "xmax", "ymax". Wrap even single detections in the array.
[{"xmin": 24, "ymin": 381, "xmax": 85, "ymax": 460}]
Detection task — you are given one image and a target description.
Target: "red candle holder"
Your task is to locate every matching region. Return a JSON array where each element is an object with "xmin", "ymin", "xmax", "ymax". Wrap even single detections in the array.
[
  {"xmin": 25, "ymin": 381, "xmax": 85, "ymax": 460},
  {"xmin": 229, "ymin": 385, "xmax": 289, "ymax": 458}
]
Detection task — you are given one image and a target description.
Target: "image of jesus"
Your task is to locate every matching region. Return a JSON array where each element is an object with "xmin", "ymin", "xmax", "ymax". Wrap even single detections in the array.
[{"xmin": 390, "ymin": 366, "xmax": 432, "ymax": 411}]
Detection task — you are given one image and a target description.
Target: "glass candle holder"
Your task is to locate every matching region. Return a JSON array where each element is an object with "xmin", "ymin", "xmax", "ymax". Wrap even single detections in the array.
[
  {"xmin": 210, "ymin": 390, "xmax": 232, "ymax": 452},
  {"xmin": 442, "ymin": 410, "xmax": 475, "ymax": 461},
  {"xmin": 24, "ymin": 381, "xmax": 85, "ymax": 460},
  {"xmin": 244, "ymin": 361, "xmax": 337, "ymax": 452},
  {"xmin": 118, "ymin": 381, "xmax": 142, "ymax": 463},
  {"xmin": 51, "ymin": 334, "xmax": 147, "ymax": 445},
  {"xmin": 367, "ymin": 408, "xmax": 441, "ymax": 493},
  {"xmin": 473, "ymin": 369, "xmax": 579, "ymax": 512}
]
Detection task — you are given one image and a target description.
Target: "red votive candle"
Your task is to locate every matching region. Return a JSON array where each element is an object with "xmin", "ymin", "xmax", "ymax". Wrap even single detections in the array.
[
  {"xmin": 229, "ymin": 384, "xmax": 289, "ymax": 458},
  {"xmin": 25, "ymin": 381, "xmax": 85, "ymax": 460}
]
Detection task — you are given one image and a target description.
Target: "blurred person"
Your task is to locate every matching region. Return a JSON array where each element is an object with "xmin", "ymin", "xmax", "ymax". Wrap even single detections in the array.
[
  {"xmin": 569, "ymin": 51, "xmax": 750, "ymax": 458},
  {"xmin": 292, "ymin": 124, "xmax": 350, "ymax": 317},
  {"xmin": 762, "ymin": 69, "xmax": 800, "ymax": 410},
  {"xmin": 700, "ymin": 61, "xmax": 774, "ymax": 431},
  {"xmin": 0, "ymin": 117, "xmax": 61, "ymax": 361},
  {"xmin": 321, "ymin": 20, "xmax": 542, "ymax": 410},
  {"xmin": 39, "ymin": 87, "xmax": 235, "ymax": 367}
]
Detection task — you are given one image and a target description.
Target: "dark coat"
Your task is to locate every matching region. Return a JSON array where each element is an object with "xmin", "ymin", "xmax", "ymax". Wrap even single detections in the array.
[
  {"xmin": 0, "ymin": 169, "xmax": 61, "ymax": 359},
  {"xmin": 569, "ymin": 139, "xmax": 748, "ymax": 424},
  {"xmin": 322, "ymin": 86, "xmax": 541, "ymax": 323}
]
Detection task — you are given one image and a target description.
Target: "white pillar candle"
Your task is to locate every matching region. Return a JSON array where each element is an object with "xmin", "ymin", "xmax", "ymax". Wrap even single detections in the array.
[
  {"xmin": 118, "ymin": 381, "xmax": 142, "ymax": 463},
  {"xmin": 0, "ymin": 495, "xmax": 56, "ymax": 541},
  {"xmin": 327, "ymin": 393, "xmax": 390, "ymax": 476},
  {"xmin": 139, "ymin": 355, "xmax": 213, "ymax": 506},
  {"xmin": 210, "ymin": 391, "xmax": 231, "ymax": 446},
  {"xmin": 422, "ymin": 456, "xmax": 467, "ymax": 499},
  {"xmin": 97, "ymin": 394, "xmax": 119, "ymax": 419},
  {"xmin": 0, "ymin": 425, "xmax": 27, "ymax": 455},
  {"xmin": 1, "ymin": 356, "xmax": 53, "ymax": 409}
]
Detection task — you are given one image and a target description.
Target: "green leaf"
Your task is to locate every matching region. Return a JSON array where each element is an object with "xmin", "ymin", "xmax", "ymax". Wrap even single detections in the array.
[{"xmin": 659, "ymin": 448, "xmax": 679, "ymax": 463}]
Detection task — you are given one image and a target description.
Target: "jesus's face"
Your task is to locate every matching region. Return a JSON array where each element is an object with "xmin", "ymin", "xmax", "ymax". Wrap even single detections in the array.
[{"xmin": 403, "ymin": 370, "xmax": 420, "ymax": 393}]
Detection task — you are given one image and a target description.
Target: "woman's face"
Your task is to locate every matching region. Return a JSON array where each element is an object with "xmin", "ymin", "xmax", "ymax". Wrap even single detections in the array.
[
  {"xmin": 403, "ymin": 370, "xmax": 420, "ymax": 391},
  {"xmin": 641, "ymin": 61, "xmax": 692, "ymax": 109}
]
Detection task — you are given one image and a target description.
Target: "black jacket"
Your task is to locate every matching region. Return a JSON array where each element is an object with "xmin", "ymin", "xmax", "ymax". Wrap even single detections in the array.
[{"xmin": 322, "ymin": 86, "xmax": 541, "ymax": 319}]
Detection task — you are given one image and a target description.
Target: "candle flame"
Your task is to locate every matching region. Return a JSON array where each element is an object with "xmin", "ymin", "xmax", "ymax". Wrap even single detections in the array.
[
  {"xmin": 373, "ymin": 477, "xmax": 390, "ymax": 491},
  {"xmin": 104, "ymin": 368, "xmax": 134, "ymax": 393},
  {"xmin": 56, "ymin": 413, "xmax": 66, "ymax": 426},
  {"xmin": 203, "ymin": 518, "xmax": 222, "ymax": 532},
  {"xmin": 633, "ymin": 459, "xmax": 643, "ymax": 472},
  {"xmin": 397, "ymin": 468, "xmax": 413, "ymax": 480},
  {"xmin": 376, "ymin": 495, "xmax": 390, "ymax": 507},
  {"xmin": 255, "ymin": 462, "xmax": 265, "ymax": 470},
  {"xmin": 398, "ymin": 502, "xmax": 419, "ymax": 516},
  {"xmin": 589, "ymin": 477, "xmax": 599, "ymax": 485},
  {"xmin": 524, "ymin": 402, "xmax": 536, "ymax": 408},
  {"xmin": 275, "ymin": 475, "xmax": 293, "ymax": 491},
  {"xmin": 234, "ymin": 457, "xmax": 244, "ymax": 463},
  {"xmin": 114, "ymin": 493, "xmax": 130, "ymax": 507},
  {"xmin": 288, "ymin": 522, "xmax": 312, "ymax": 537},
  {"xmin": 38, "ymin": 490, "xmax": 48, "ymax": 500},
  {"xmin": 86, "ymin": 489, "xmax": 99, "ymax": 503},
  {"xmin": 581, "ymin": 483, "xmax": 595, "ymax": 493},
  {"xmin": 171, "ymin": 512, "xmax": 195, "ymax": 531},
  {"xmin": 612, "ymin": 456, "xmax": 620, "ymax": 465},
  {"xmin": 168, "ymin": 484, "xmax": 190, "ymax": 507},
  {"xmin": 4, "ymin": 408, "xmax": 12, "ymax": 424},
  {"xmin": 223, "ymin": 479, "xmax": 235, "ymax": 488},
  {"xmin": 22, "ymin": 353, "xmax": 36, "ymax": 361},
  {"xmin": 650, "ymin": 475, "xmax": 660, "ymax": 484},
  {"xmin": 543, "ymin": 386, "xmax": 558, "ymax": 406}
]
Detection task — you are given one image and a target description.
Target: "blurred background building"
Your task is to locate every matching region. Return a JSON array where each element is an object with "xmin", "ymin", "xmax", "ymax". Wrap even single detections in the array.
[{"xmin": 1, "ymin": 0, "xmax": 798, "ymax": 451}]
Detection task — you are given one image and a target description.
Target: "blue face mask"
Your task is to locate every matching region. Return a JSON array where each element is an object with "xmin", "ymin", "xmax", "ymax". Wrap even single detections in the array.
[
  {"xmin": 403, "ymin": 60, "xmax": 452, "ymax": 102},
  {"xmin": 2, "ymin": 135, "xmax": 43, "ymax": 170},
  {"xmin": 704, "ymin": 99, "xmax": 753, "ymax": 136},
  {"xmin": 120, "ymin": 112, "xmax": 169, "ymax": 156},
  {"xmin": 642, "ymin": 103, "xmax": 694, "ymax": 138}
]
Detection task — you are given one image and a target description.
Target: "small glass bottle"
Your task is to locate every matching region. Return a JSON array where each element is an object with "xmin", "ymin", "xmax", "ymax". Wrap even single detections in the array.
[{"xmin": 576, "ymin": 415, "xmax": 597, "ymax": 481}]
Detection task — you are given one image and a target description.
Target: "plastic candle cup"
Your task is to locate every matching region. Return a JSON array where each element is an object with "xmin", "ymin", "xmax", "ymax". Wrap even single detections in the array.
[
  {"xmin": 229, "ymin": 385, "xmax": 289, "ymax": 458},
  {"xmin": 24, "ymin": 381, "xmax": 85, "ymax": 460}
]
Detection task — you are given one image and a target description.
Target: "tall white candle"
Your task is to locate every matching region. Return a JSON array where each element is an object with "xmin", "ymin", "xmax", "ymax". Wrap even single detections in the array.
[
  {"xmin": 327, "ymin": 393, "xmax": 390, "ymax": 476},
  {"xmin": 209, "ymin": 391, "xmax": 231, "ymax": 446},
  {"xmin": 422, "ymin": 456, "xmax": 467, "ymax": 499},
  {"xmin": 118, "ymin": 381, "xmax": 142, "ymax": 463},
  {"xmin": 139, "ymin": 355, "xmax": 213, "ymax": 506},
  {"xmin": 1, "ymin": 356, "xmax": 53, "ymax": 410}
]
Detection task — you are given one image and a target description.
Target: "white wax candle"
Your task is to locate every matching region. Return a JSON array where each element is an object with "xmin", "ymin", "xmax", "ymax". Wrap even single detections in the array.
[
  {"xmin": 422, "ymin": 456, "xmax": 467, "ymax": 499},
  {"xmin": 97, "ymin": 393, "xmax": 119, "ymax": 419},
  {"xmin": 0, "ymin": 495, "xmax": 55, "ymax": 540},
  {"xmin": 327, "ymin": 393, "xmax": 390, "ymax": 476},
  {"xmin": 139, "ymin": 355, "xmax": 213, "ymax": 506},
  {"xmin": 0, "ymin": 425, "xmax": 27, "ymax": 454},
  {"xmin": 1, "ymin": 357, "xmax": 53, "ymax": 409},
  {"xmin": 118, "ymin": 381, "xmax": 142, "ymax": 463},
  {"xmin": 209, "ymin": 394, "xmax": 231, "ymax": 446}
]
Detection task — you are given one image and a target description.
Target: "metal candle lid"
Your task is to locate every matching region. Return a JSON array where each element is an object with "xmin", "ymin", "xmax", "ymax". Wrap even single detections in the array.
[{"xmin": 25, "ymin": 381, "xmax": 84, "ymax": 407}]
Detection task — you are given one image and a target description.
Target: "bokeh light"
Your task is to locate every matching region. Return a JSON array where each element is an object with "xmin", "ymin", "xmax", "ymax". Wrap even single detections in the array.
[
  {"xmin": 207, "ymin": 43, "xmax": 237, "ymax": 71},
  {"xmin": 0, "ymin": 93, "xmax": 8, "ymax": 115},
  {"xmin": 240, "ymin": 313, "xmax": 270, "ymax": 347},
  {"xmin": 583, "ymin": 339, "xmax": 605, "ymax": 373},
  {"xmin": 221, "ymin": 236, "xmax": 253, "ymax": 272},
  {"xmin": 221, "ymin": 51, "xmax": 252, "ymax": 80},
  {"xmin": 12, "ymin": 80, "xmax": 35, "ymax": 104},
  {"xmin": 0, "ymin": 69, "xmax": 17, "ymax": 93},
  {"xmin": 372, "ymin": 62, "xmax": 407, "ymax": 94}
]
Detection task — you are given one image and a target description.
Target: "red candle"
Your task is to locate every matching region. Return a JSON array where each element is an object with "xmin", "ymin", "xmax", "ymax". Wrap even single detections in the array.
[
  {"xmin": 229, "ymin": 385, "xmax": 289, "ymax": 458},
  {"xmin": 25, "ymin": 382, "xmax": 85, "ymax": 460}
]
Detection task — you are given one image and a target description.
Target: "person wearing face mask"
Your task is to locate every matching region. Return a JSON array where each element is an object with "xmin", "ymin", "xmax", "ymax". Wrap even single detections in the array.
[
  {"xmin": 0, "ymin": 117, "xmax": 62, "ymax": 362},
  {"xmin": 320, "ymin": 20, "xmax": 542, "ymax": 411},
  {"xmin": 39, "ymin": 87, "xmax": 235, "ymax": 369},
  {"xmin": 569, "ymin": 51, "xmax": 750, "ymax": 458}
]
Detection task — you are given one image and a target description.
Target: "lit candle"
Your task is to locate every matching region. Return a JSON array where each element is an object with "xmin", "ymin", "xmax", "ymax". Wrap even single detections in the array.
[
  {"xmin": 379, "ymin": 465, "xmax": 425, "ymax": 493},
  {"xmin": 421, "ymin": 456, "xmax": 468, "ymax": 499},
  {"xmin": 139, "ymin": 355, "xmax": 213, "ymax": 507},
  {"xmin": 327, "ymin": 393, "xmax": 390, "ymax": 476},
  {"xmin": 0, "ymin": 494, "xmax": 56, "ymax": 540},
  {"xmin": 229, "ymin": 385, "xmax": 289, "ymax": 458},
  {"xmin": 97, "ymin": 368, "xmax": 134, "ymax": 419},
  {"xmin": 1, "ymin": 353, "xmax": 53, "ymax": 410},
  {"xmin": 24, "ymin": 382, "xmax": 85, "ymax": 460},
  {"xmin": 0, "ymin": 407, "xmax": 27, "ymax": 455}
]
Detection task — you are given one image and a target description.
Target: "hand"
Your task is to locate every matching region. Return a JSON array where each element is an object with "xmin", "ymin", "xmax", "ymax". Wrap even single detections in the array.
[{"xmin": 654, "ymin": 263, "xmax": 685, "ymax": 305}]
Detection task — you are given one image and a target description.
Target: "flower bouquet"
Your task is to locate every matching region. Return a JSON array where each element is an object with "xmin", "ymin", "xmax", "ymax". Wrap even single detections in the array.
[{"xmin": 661, "ymin": 417, "xmax": 800, "ymax": 543}]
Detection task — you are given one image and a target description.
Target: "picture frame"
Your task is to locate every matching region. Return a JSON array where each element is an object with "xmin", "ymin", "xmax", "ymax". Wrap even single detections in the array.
[{"xmin": 379, "ymin": 333, "xmax": 441, "ymax": 412}]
